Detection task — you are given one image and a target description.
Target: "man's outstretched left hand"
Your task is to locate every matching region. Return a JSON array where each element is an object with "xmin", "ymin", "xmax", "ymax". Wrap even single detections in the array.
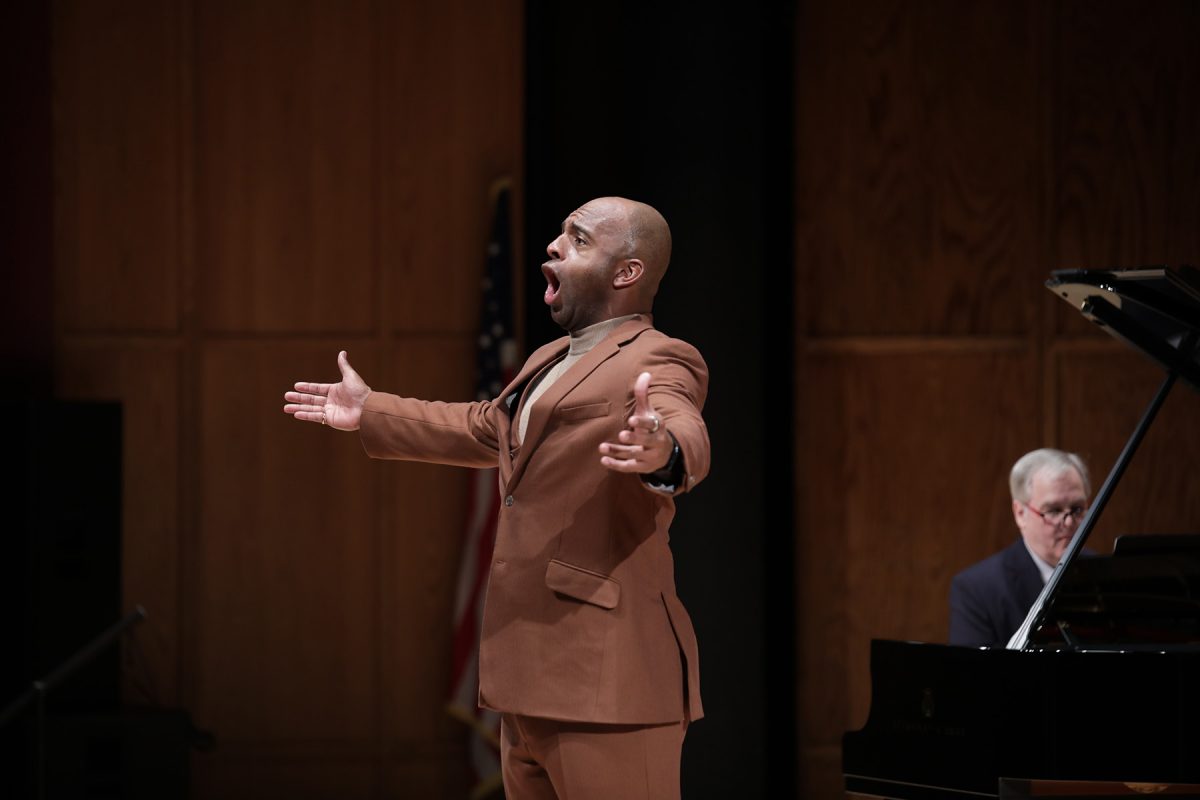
[{"xmin": 599, "ymin": 371, "xmax": 673, "ymax": 474}]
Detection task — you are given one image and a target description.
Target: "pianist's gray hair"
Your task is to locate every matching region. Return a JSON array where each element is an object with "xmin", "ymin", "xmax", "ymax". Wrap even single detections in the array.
[{"xmin": 1009, "ymin": 448, "xmax": 1091, "ymax": 504}]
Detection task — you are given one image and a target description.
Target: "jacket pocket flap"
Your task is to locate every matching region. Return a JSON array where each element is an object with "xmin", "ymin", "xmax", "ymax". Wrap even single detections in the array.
[
  {"xmin": 558, "ymin": 401, "xmax": 611, "ymax": 422},
  {"xmin": 545, "ymin": 559, "xmax": 620, "ymax": 609}
]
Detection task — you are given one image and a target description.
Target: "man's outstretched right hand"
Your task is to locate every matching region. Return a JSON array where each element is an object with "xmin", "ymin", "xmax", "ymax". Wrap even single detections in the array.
[{"xmin": 283, "ymin": 350, "xmax": 372, "ymax": 431}]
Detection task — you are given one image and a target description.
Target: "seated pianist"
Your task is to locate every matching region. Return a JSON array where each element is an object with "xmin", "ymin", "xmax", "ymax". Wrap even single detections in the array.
[{"xmin": 949, "ymin": 448, "xmax": 1091, "ymax": 648}]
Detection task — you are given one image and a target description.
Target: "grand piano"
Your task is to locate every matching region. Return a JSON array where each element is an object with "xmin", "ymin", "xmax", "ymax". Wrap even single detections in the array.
[{"xmin": 842, "ymin": 266, "xmax": 1200, "ymax": 799}]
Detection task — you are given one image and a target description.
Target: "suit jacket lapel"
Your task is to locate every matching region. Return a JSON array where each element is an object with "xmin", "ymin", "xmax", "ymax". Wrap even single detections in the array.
[
  {"xmin": 496, "ymin": 337, "xmax": 568, "ymax": 479},
  {"xmin": 506, "ymin": 317, "xmax": 652, "ymax": 493}
]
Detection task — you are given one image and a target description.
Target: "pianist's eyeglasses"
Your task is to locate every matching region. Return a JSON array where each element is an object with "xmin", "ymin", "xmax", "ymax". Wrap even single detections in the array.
[{"xmin": 1023, "ymin": 503, "xmax": 1086, "ymax": 527}]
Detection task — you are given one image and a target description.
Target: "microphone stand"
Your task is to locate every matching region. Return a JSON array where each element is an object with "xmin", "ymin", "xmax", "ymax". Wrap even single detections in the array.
[{"xmin": 0, "ymin": 606, "xmax": 146, "ymax": 800}]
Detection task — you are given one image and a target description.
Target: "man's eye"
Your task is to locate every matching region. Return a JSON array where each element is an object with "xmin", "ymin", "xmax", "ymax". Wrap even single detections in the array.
[{"xmin": 574, "ymin": 236, "xmax": 585, "ymax": 246}]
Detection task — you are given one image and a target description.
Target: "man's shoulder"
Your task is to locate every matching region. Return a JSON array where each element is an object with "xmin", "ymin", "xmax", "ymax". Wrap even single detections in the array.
[
  {"xmin": 953, "ymin": 541, "xmax": 1024, "ymax": 587},
  {"xmin": 627, "ymin": 326, "xmax": 706, "ymax": 362}
]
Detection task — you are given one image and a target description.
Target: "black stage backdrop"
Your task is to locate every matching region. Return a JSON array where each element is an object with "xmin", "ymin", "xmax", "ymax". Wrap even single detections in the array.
[{"xmin": 525, "ymin": 2, "xmax": 796, "ymax": 795}]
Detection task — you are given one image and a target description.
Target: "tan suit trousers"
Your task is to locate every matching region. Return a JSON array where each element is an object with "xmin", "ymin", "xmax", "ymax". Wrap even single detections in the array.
[{"xmin": 500, "ymin": 713, "xmax": 687, "ymax": 800}]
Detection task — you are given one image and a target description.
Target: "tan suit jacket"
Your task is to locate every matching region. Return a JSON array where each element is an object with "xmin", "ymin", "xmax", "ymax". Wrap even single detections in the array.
[{"xmin": 359, "ymin": 316, "xmax": 709, "ymax": 725}]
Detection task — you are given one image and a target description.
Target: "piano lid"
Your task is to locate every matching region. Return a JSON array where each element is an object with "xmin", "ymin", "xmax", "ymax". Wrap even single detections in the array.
[
  {"xmin": 1045, "ymin": 266, "xmax": 1200, "ymax": 389},
  {"xmin": 1008, "ymin": 266, "xmax": 1200, "ymax": 651}
]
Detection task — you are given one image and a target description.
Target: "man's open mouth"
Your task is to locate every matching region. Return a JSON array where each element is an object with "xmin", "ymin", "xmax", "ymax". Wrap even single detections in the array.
[{"xmin": 542, "ymin": 264, "xmax": 561, "ymax": 305}]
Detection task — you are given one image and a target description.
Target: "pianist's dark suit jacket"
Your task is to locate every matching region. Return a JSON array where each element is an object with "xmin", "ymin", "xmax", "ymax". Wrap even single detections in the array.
[{"xmin": 948, "ymin": 539, "xmax": 1044, "ymax": 648}]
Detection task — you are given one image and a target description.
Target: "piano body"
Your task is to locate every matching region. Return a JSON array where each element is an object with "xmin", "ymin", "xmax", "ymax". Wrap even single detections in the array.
[{"xmin": 843, "ymin": 267, "xmax": 1200, "ymax": 799}]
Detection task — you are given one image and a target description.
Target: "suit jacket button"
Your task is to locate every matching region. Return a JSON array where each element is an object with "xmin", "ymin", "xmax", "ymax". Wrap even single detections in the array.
[{"xmin": 504, "ymin": 495, "xmax": 514, "ymax": 507}]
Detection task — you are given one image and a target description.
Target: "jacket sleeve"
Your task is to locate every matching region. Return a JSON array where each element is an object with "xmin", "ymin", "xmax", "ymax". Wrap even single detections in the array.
[
  {"xmin": 637, "ymin": 336, "xmax": 711, "ymax": 495},
  {"xmin": 358, "ymin": 391, "xmax": 502, "ymax": 469}
]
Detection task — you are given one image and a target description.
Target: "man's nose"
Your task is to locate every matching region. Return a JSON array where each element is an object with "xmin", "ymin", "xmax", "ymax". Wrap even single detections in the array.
[{"xmin": 546, "ymin": 234, "xmax": 562, "ymax": 259}]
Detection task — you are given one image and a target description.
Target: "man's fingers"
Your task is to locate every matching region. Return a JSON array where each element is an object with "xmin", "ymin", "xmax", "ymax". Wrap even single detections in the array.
[
  {"xmin": 597, "ymin": 450, "xmax": 652, "ymax": 470},
  {"xmin": 600, "ymin": 442, "xmax": 644, "ymax": 458},
  {"xmin": 600, "ymin": 455, "xmax": 642, "ymax": 472},
  {"xmin": 626, "ymin": 413, "xmax": 662, "ymax": 434},
  {"xmin": 284, "ymin": 352, "xmax": 353, "ymax": 424},
  {"xmin": 337, "ymin": 350, "xmax": 358, "ymax": 380},
  {"xmin": 618, "ymin": 428, "xmax": 659, "ymax": 445},
  {"xmin": 284, "ymin": 390, "xmax": 328, "ymax": 405},
  {"xmin": 283, "ymin": 401, "xmax": 326, "ymax": 415},
  {"xmin": 629, "ymin": 372, "xmax": 666, "ymax": 434},
  {"xmin": 283, "ymin": 384, "xmax": 330, "ymax": 417},
  {"xmin": 283, "ymin": 402, "xmax": 328, "ymax": 421},
  {"xmin": 632, "ymin": 371, "xmax": 653, "ymax": 415}
]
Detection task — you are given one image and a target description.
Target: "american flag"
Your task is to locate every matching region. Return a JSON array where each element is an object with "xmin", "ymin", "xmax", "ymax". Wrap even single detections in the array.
[{"xmin": 446, "ymin": 182, "xmax": 516, "ymax": 799}]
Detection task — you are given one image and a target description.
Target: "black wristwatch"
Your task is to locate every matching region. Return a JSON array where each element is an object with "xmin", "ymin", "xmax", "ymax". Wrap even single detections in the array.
[
  {"xmin": 662, "ymin": 438, "xmax": 681, "ymax": 473},
  {"xmin": 646, "ymin": 433, "xmax": 683, "ymax": 486}
]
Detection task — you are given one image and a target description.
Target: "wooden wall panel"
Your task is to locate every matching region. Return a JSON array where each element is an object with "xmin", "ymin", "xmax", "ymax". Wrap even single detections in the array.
[
  {"xmin": 194, "ymin": 343, "xmax": 379, "ymax": 743},
  {"xmin": 54, "ymin": 0, "xmax": 183, "ymax": 333},
  {"xmin": 794, "ymin": 0, "xmax": 1041, "ymax": 337},
  {"xmin": 195, "ymin": 0, "xmax": 376, "ymax": 334},
  {"xmin": 379, "ymin": 460, "xmax": 470, "ymax": 740},
  {"xmin": 797, "ymin": 349, "xmax": 1037, "ymax": 740},
  {"xmin": 1055, "ymin": 346, "xmax": 1200, "ymax": 548},
  {"xmin": 379, "ymin": 0, "xmax": 524, "ymax": 335},
  {"xmin": 383, "ymin": 759, "xmax": 471, "ymax": 800},
  {"xmin": 1050, "ymin": 1, "xmax": 1200, "ymax": 337},
  {"xmin": 372, "ymin": 337, "xmax": 476, "ymax": 744},
  {"xmin": 54, "ymin": 343, "xmax": 183, "ymax": 705},
  {"xmin": 192, "ymin": 758, "xmax": 375, "ymax": 800},
  {"xmin": 53, "ymin": 0, "xmax": 522, "ymax": 795}
]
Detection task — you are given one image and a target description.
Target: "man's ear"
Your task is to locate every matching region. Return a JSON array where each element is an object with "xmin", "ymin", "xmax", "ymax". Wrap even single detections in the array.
[
  {"xmin": 1012, "ymin": 499, "xmax": 1024, "ymax": 527},
  {"xmin": 612, "ymin": 258, "xmax": 645, "ymax": 290}
]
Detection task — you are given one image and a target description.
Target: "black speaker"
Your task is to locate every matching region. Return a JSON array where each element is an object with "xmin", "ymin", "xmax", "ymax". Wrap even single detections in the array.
[
  {"xmin": 44, "ymin": 709, "xmax": 192, "ymax": 800},
  {"xmin": 2, "ymin": 399, "xmax": 123, "ymax": 797}
]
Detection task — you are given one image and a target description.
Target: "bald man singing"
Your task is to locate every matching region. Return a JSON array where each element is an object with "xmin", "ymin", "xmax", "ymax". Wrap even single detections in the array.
[{"xmin": 284, "ymin": 197, "xmax": 710, "ymax": 799}]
